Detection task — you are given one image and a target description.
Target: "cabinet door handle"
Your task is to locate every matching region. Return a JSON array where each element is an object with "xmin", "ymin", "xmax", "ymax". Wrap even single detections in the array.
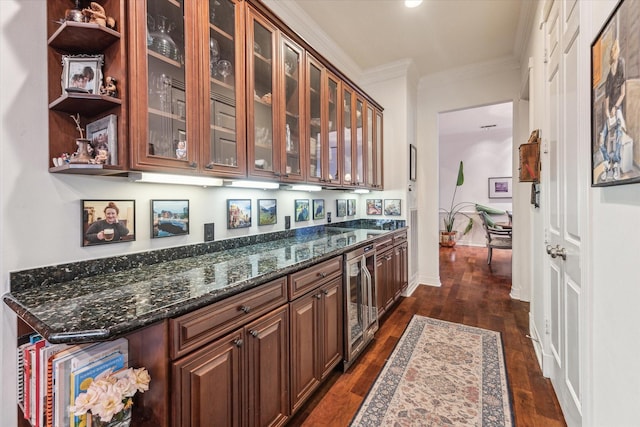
[
  {"xmin": 315, "ymin": 293, "xmax": 322, "ymax": 299},
  {"xmin": 205, "ymin": 162, "xmax": 214, "ymax": 169},
  {"xmin": 322, "ymin": 289, "xmax": 329, "ymax": 295},
  {"xmin": 189, "ymin": 162, "xmax": 197, "ymax": 168},
  {"xmin": 239, "ymin": 305, "xmax": 251, "ymax": 313},
  {"xmin": 234, "ymin": 338, "xmax": 243, "ymax": 347},
  {"xmin": 249, "ymin": 330, "xmax": 259, "ymax": 338},
  {"xmin": 317, "ymin": 271, "xmax": 326, "ymax": 278}
]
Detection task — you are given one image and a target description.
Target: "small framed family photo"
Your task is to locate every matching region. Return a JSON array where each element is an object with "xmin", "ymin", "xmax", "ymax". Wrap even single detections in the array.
[
  {"xmin": 295, "ymin": 199, "xmax": 310, "ymax": 222},
  {"xmin": 258, "ymin": 199, "xmax": 277, "ymax": 226},
  {"xmin": 62, "ymin": 54, "xmax": 103, "ymax": 95},
  {"xmin": 152, "ymin": 200, "xmax": 189, "ymax": 238},
  {"xmin": 86, "ymin": 114, "xmax": 118, "ymax": 165},
  {"xmin": 313, "ymin": 199, "xmax": 325, "ymax": 220},
  {"xmin": 228, "ymin": 199, "xmax": 251, "ymax": 229},
  {"xmin": 488, "ymin": 177, "xmax": 513, "ymax": 198},
  {"xmin": 366, "ymin": 199, "xmax": 382, "ymax": 215},
  {"xmin": 82, "ymin": 200, "xmax": 135, "ymax": 246}
]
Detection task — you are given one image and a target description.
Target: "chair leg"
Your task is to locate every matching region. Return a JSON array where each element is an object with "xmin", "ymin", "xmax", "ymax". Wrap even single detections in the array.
[{"xmin": 487, "ymin": 247, "xmax": 492, "ymax": 265}]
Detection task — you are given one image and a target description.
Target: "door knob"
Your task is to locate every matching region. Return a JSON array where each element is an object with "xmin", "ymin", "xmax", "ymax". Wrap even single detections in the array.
[
  {"xmin": 547, "ymin": 245, "xmax": 558, "ymax": 258},
  {"xmin": 555, "ymin": 246, "xmax": 567, "ymax": 260},
  {"xmin": 546, "ymin": 245, "xmax": 553, "ymax": 255}
]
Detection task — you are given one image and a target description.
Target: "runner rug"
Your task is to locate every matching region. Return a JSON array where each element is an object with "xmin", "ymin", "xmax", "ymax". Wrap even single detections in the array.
[{"xmin": 350, "ymin": 315, "xmax": 513, "ymax": 426}]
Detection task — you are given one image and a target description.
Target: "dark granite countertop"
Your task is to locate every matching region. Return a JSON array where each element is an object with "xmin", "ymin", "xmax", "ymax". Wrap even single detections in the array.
[{"xmin": 4, "ymin": 223, "xmax": 406, "ymax": 344}]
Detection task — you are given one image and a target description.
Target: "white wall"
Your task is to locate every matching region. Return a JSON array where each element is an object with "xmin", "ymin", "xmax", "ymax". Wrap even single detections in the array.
[{"xmin": 416, "ymin": 60, "xmax": 522, "ymax": 286}]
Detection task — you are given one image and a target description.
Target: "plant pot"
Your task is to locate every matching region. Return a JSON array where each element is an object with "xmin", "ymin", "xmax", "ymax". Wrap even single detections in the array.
[{"xmin": 439, "ymin": 231, "xmax": 458, "ymax": 247}]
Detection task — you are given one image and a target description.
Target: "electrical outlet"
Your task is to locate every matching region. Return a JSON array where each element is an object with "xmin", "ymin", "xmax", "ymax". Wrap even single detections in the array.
[
  {"xmin": 204, "ymin": 223, "xmax": 214, "ymax": 242},
  {"xmin": 327, "ymin": 212, "xmax": 331, "ymax": 223},
  {"xmin": 285, "ymin": 216, "xmax": 291, "ymax": 230}
]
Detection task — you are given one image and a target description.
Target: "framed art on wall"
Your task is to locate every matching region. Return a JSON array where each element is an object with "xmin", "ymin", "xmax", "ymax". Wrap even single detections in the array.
[
  {"xmin": 82, "ymin": 200, "xmax": 135, "ymax": 246},
  {"xmin": 336, "ymin": 199, "xmax": 347, "ymax": 217},
  {"xmin": 366, "ymin": 199, "xmax": 382, "ymax": 215},
  {"xmin": 295, "ymin": 199, "xmax": 310, "ymax": 221},
  {"xmin": 227, "ymin": 199, "xmax": 251, "ymax": 229},
  {"xmin": 313, "ymin": 199, "xmax": 325, "ymax": 220},
  {"xmin": 384, "ymin": 199, "xmax": 401, "ymax": 216},
  {"xmin": 591, "ymin": 0, "xmax": 640, "ymax": 187},
  {"xmin": 488, "ymin": 177, "xmax": 513, "ymax": 198},
  {"xmin": 151, "ymin": 200, "xmax": 189, "ymax": 238},
  {"xmin": 347, "ymin": 199, "xmax": 356, "ymax": 216},
  {"xmin": 258, "ymin": 199, "xmax": 277, "ymax": 225}
]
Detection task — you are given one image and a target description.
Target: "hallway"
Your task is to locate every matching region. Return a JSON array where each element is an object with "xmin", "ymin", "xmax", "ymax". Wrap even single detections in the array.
[{"xmin": 290, "ymin": 246, "xmax": 566, "ymax": 426}]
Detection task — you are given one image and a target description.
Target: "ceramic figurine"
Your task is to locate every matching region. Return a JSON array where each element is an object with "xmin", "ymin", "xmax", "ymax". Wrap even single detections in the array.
[
  {"xmin": 82, "ymin": 2, "xmax": 116, "ymax": 29},
  {"xmin": 100, "ymin": 76, "xmax": 118, "ymax": 98}
]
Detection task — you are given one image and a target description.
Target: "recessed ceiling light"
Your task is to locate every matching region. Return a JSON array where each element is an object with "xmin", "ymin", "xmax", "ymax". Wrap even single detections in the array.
[{"xmin": 405, "ymin": 0, "xmax": 423, "ymax": 8}]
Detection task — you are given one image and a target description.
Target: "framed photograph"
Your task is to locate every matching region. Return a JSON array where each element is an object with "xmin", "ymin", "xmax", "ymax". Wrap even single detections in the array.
[
  {"xmin": 336, "ymin": 199, "xmax": 347, "ymax": 217},
  {"xmin": 409, "ymin": 144, "xmax": 417, "ymax": 181},
  {"xmin": 591, "ymin": 0, "xmax": 640, "ymax": 187},
  {"xmin": 366, "ymin": 199, "xmax": 382, "ymax": 215},
  {"xmin": 227, "ymin": 199, "xmax": 251, "ymax": 229},
  {"xmin": 258, "ymin": 199, "xmax": 277, "ymax": 226},
  {"xmin": 384, "ymin": 199, "xmax": 401, "ymax": 216},
  {"xmin": 82, "ymin": 200, "xmax": 135, "ymax": 246},
  {"xmin": 86, "ymin": 114, "xmax": 118, "ymax": 165},
  {"xmin": 313, "ymin": 199, "xmax": 325, "ymax": 220},
  {"xmin": 152, "ymin": 200, "xmax": 189, "ymax": 238},
  {"xmin": 347, "ymin": 199, "xmax": 356, "ymax": 216},
  {"xmin": 295, "ymin": 199, "xmax": 310, "ymax": 222},
  {"xmin": 61, "ymin": 54, "xmax": 103, "ymax": 95},
  {"xmin": 488, "ymin": 177, "xmax": 513, "ymax": 198}
]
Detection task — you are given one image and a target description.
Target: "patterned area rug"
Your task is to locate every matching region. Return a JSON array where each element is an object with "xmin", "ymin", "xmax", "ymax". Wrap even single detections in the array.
[{"xmin": 350, "ymin": 315, "xmax": 513, "ymax": 426}]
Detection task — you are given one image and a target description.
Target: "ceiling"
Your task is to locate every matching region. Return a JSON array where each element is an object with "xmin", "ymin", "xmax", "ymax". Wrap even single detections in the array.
[{"xmin": 289, "ymin": 0, "xmax": 530, "ymax": 77}]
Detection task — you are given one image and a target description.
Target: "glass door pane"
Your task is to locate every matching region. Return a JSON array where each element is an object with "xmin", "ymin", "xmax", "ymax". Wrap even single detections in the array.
[
  {"xmin": 366, "ymin": 105, "xmax": 374, "ymax": 185},
  {"xmin": 355, "ymin": 98, "xmax": 364, "ymax": 185},
  {"xmin": 327, "ymin": 75, "xmax": 339, "ymax": 182},
  {"xmin": 146, "ymin": 0, "xmax": 187, "ymax": 162},
  {"xmin": 283, "ymin": 39, "xmax": 302, "ymax": 178},
  {"xmin": 375, "ymin": 110, "xmax": 383, "ymax": 188},
  {"xmin": 208, "ymin": 0, "xmax": 239, "ymax": 170},
  {"xmin": 343, "ymin": 88, "xmax": 353, "ymax": 185},
  {"xmin": 308, "ymin": 62, "xmax": 322, "ymax": 180}
]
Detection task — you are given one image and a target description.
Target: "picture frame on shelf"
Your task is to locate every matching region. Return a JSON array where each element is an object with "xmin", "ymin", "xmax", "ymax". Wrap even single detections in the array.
[
  {"xmin": 313, "ymin": 199, "xmax": 325, "ymax": 220},
  {"xmin": 336, "ymin": 199, "xmax": 347, "ymax": 218},
  {"xmin": 228, "ymin": 199, "xmax": 251, "ymax": 229},
  {"xmin": 295, "ymin": 199, "xmax": 310, "ymax": 222},
  {"xmin": 384, "ymin": 199, "xmax": 401, "ymax": 216},
  {"xmin": 366, "ymin": 199, "xmax": 382, "ymax": 215},
  {"xmin": 151, "ymin": 200, "xmax": 189, "ymax": 238},
  {"xmin": 590, "ymin": 0, "xmax": 640, "ymax": 187},
  {"xmin": 61, "ymin": 54, "xmax": 103, "ymax": 95},
  {"xmin": 258, "ymin": 199, "xmax": 277, "ymax": 226},
  {"xmin": 86, "ymin": 114, "xmax": 118, "ymax": 165},
  {"xmin": 488, "ymin": 177, "xmax": 513, "ymax": 198},
  {"xmin": 82, "ymin": 200, "xmax": 135, "ymax": 247},
  {"xmin": 347, "ymin": 199, "xmax": 356, "ymax": 216}
]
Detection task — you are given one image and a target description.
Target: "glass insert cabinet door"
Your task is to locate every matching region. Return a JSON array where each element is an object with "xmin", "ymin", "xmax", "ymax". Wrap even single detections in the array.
[
  {"xmin": 326, "ymin": 73, "xmax": 340, "ymax": 185},
  {"xmin": 342, "ymin": 87, "xmax": 354, "ymax": 186},
  {"xmin": 366, "ymin": 104, "xmax": 374, "ymax": 186},
  {"xmin": 354, "ymin": 97, "xmax": 364, "ymax": 185},
  {"xmin": 280, "ymin": 36, "xmax": 304, "ymax": 181},
  {"xmin": 307, "ymin": 57, "xmax": 323, "ymax": 182}
]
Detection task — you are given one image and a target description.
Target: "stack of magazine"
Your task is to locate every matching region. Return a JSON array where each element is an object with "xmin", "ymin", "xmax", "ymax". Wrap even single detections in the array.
[{"xmin": 17, "ymin": 334, "xmax": 129, "ymax": 427}]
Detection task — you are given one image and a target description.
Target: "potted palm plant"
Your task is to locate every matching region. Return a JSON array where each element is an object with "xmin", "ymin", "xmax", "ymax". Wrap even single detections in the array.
[{"xmin": 439, "ymin": 161, "xmax": 475, "ymax": 247}]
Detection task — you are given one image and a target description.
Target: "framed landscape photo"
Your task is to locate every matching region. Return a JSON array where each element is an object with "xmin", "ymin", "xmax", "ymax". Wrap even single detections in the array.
[
  {"xmin": 384, "ymin": 199, "xmax": 401, "ymax": 216},
  {"xmin": 336, "ymin": 199, "xmax": 347, "ymax": 218},
  {"xmin": 313, "ymin": 199, "xmax": 325, "ymax": 220},
  {"xmin": 258, "ymin": 199, "xmax": 277, "ymax": 226},
  {"xmin": 152, "ymin": 200, "xmax": 189, "ymax": 238},
  {"xmin": 82, "ymin": 200, "xmax": 135, "ymax": 246},
  {"xmin": 86, "ymin": 114, "xmax": 118, "ymax": 165},
  {"xmin": 366, "ymin": 199, "xmax": 382, "ymax": 215},
  {"xmin": 295, "ymin": 199, "xmax": 310, "ymax": 222},
  {"xmin": 488, "ymin": 177, "xmax": 513, "ymax": 198},
  {"xmin": 591, "ymin": 0, "xmax": 640, "ymax": 187},
  {"xmin": 61, "ymin": 54, "xmax": 103, "ymax": 95},
  {"xmin": 227, "ymin": 199, "xmax": 251, "ymax": 229}
]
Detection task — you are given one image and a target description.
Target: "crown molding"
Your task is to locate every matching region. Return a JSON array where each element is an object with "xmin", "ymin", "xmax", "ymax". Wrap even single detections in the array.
[
  {"xmin": 360, "ymin": 58, "xmax": 415, "ymax": 86},
  {"xmin": 418, "ymin": 55, "xmax": 521, "ymax": 90},
  {"xmin": 514, "ymin": 0, "xmax": 537, "ymax": 60}
]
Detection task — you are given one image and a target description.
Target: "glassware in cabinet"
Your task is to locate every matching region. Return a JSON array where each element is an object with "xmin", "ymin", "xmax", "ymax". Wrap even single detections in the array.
[
  {"xmin": 342, "ymin": 86, "xmax": 354, "ymax": 186},
  {"xmin": 279, "ymin": 36, "xmax": 304, "ymax": 181},
  {"xmin": 354, "ymin": 97, "xmax": 364, "ymax": 186},
  {"xmin": 306, "ymin": 58, "xmax": 323, "ymax": 183},
  {"xmin": 374, "ymin": 109, "xmax": 384, "ymax": 189},
  {"xmin": 325, "ymin": 73, "xmax": 341, "ymax": 186},
  {"xmin": 366, "ymin": 104, "xmax": 374, "ymax": 186}
]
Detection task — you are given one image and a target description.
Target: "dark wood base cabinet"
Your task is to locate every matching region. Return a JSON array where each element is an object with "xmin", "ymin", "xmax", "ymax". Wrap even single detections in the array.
[{"xmin": 376, "ymin": 231, "xmax": 408, "ymax": 317}]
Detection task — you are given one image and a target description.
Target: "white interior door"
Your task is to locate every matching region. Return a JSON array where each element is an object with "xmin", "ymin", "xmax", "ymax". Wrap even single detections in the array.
[{"xmin": 543, "ymin": 1, "xmax": 583, "ymax": 425}]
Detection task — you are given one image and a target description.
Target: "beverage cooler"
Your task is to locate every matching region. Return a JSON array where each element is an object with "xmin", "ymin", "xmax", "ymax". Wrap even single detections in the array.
[{"xmin": 343, "ymin": 243, "xmax": 378, "ymax": 370}]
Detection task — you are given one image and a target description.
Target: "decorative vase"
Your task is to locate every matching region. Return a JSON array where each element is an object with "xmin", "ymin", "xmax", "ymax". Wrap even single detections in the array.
[
  {"xmin": 439, "ymin": 231, "xmax": 458, "ymax": 247},
  {"xmin": 91, "ymin": 407, "xmax": 132, "ymax": 427},
  {"xmin": 69, "ymin": 138, "xmax": 93, "ymax": 164}
]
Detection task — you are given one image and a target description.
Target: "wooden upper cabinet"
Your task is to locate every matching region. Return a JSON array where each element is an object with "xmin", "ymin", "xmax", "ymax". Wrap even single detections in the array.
[
  {"xmin": 354, "ymin": 96, "xmax": 365, "ymax": 186},
  {"xmin": 374, "ymin": 108, "xmax": 384, "ymax": 189},
  {"xmin": 324, "ymin": 72, "xmax": 342, "ymax": 186},
  {"xmin": 128, "ymin": 0, "xmax": 246, "ymax": 176},
  {"xmin": 342, "ymin": 86, "xmax": 354, "ymax": 187},
  {"xmin": 365, "ymin": 103, "xmax": 374, "ymax": 187},
  {"xmin": 306, "ymin": 56, "xmax": 324, "ymax": 184}
]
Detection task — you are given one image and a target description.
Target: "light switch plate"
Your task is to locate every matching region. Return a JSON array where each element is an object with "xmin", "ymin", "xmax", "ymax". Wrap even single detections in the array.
[
  {"xmin": 204, "ymin": 223, "xmax": 214, "ymax": 242},
  {"xmin": 285, "ymin": 216, "xmax": 291, "ymax": 230}
]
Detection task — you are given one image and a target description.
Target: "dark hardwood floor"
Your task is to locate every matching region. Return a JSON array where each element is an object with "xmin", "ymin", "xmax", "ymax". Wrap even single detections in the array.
[{"xmin": 288, "ymin": 245, "xmax": 566, "ymax": 426}]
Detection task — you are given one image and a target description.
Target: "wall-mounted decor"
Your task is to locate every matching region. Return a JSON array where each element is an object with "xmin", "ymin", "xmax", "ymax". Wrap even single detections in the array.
[
  {"xmin": 295, "ymin": 199, "xmax": 310, "ymax": 222},
  {"xmin": 151, "ymin": 200, "xmax": 189, "ymax": 238},
  {"xmin": 258, "ymin": 199, "xmax": 277, "ymax": 226},
  {"xmin": 86, "ymin": 114, "xmax": 118, "ymax": 165},
  {"xmin": 366, "ymin": 199, "xmax": 382, "ymax": 215},
  {"xmin": 518, "ymin": 130, "xmax": 540, "ymax": 182},
  {"xmin": 347, "ymin": 199, "xmax": 356, "ymax": 216},
  {"xmin": 409, "ymin": 144, "xmax": 417, "ymax": 181},
  {"xmin": 313, "ymin": 199, "xmax": 325, "ymax": 220},
  {"xmin": 227, "ymin": 199, "xmax": 251, "ymax": 229},
  {"xmin": 336, "ymin": 199, "xmax": 347, "ymax": 217},
  {"xmin": 488, "ymin": 177, "xmax": 513, "ymax": 198},
  {"xmin": 82, "ymin": 200, "xmax": 135, "ymax": 246},
  {"xmin": 384, "ymin": 199, "xmax": 401, "ymax": 216},
  {"xmin": 61, "ymin": 54, "xmax": 103, "ymax": 95},
  {"xmin": 591, "ymin": 0, "xmax": 640, "ymax": 187},
  {"xmin": 531, "ymin": 183, "xmax": 541, "ymax": 208}
]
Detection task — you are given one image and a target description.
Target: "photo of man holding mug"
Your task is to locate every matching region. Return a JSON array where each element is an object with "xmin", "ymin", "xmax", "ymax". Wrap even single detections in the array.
[{"xmin": 84, "ymin": 200, "xmax": 133, "ymax": 246}]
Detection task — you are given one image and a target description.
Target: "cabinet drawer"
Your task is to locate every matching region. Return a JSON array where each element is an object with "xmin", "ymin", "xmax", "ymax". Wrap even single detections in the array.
[
  {"xmin": 375, "ymin": 235, "xmax": 394, "ymax": 253},
  {"xmin": 170, "ymin": 277, "xmax": 287, "ymax": 359},
  {"xmin": 393, "ymin": 231, "xmax": 407, "ymax": 245},
  {"xmin": 288, "ymin": 256, "xmax": 342, "ymax": 300}
]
